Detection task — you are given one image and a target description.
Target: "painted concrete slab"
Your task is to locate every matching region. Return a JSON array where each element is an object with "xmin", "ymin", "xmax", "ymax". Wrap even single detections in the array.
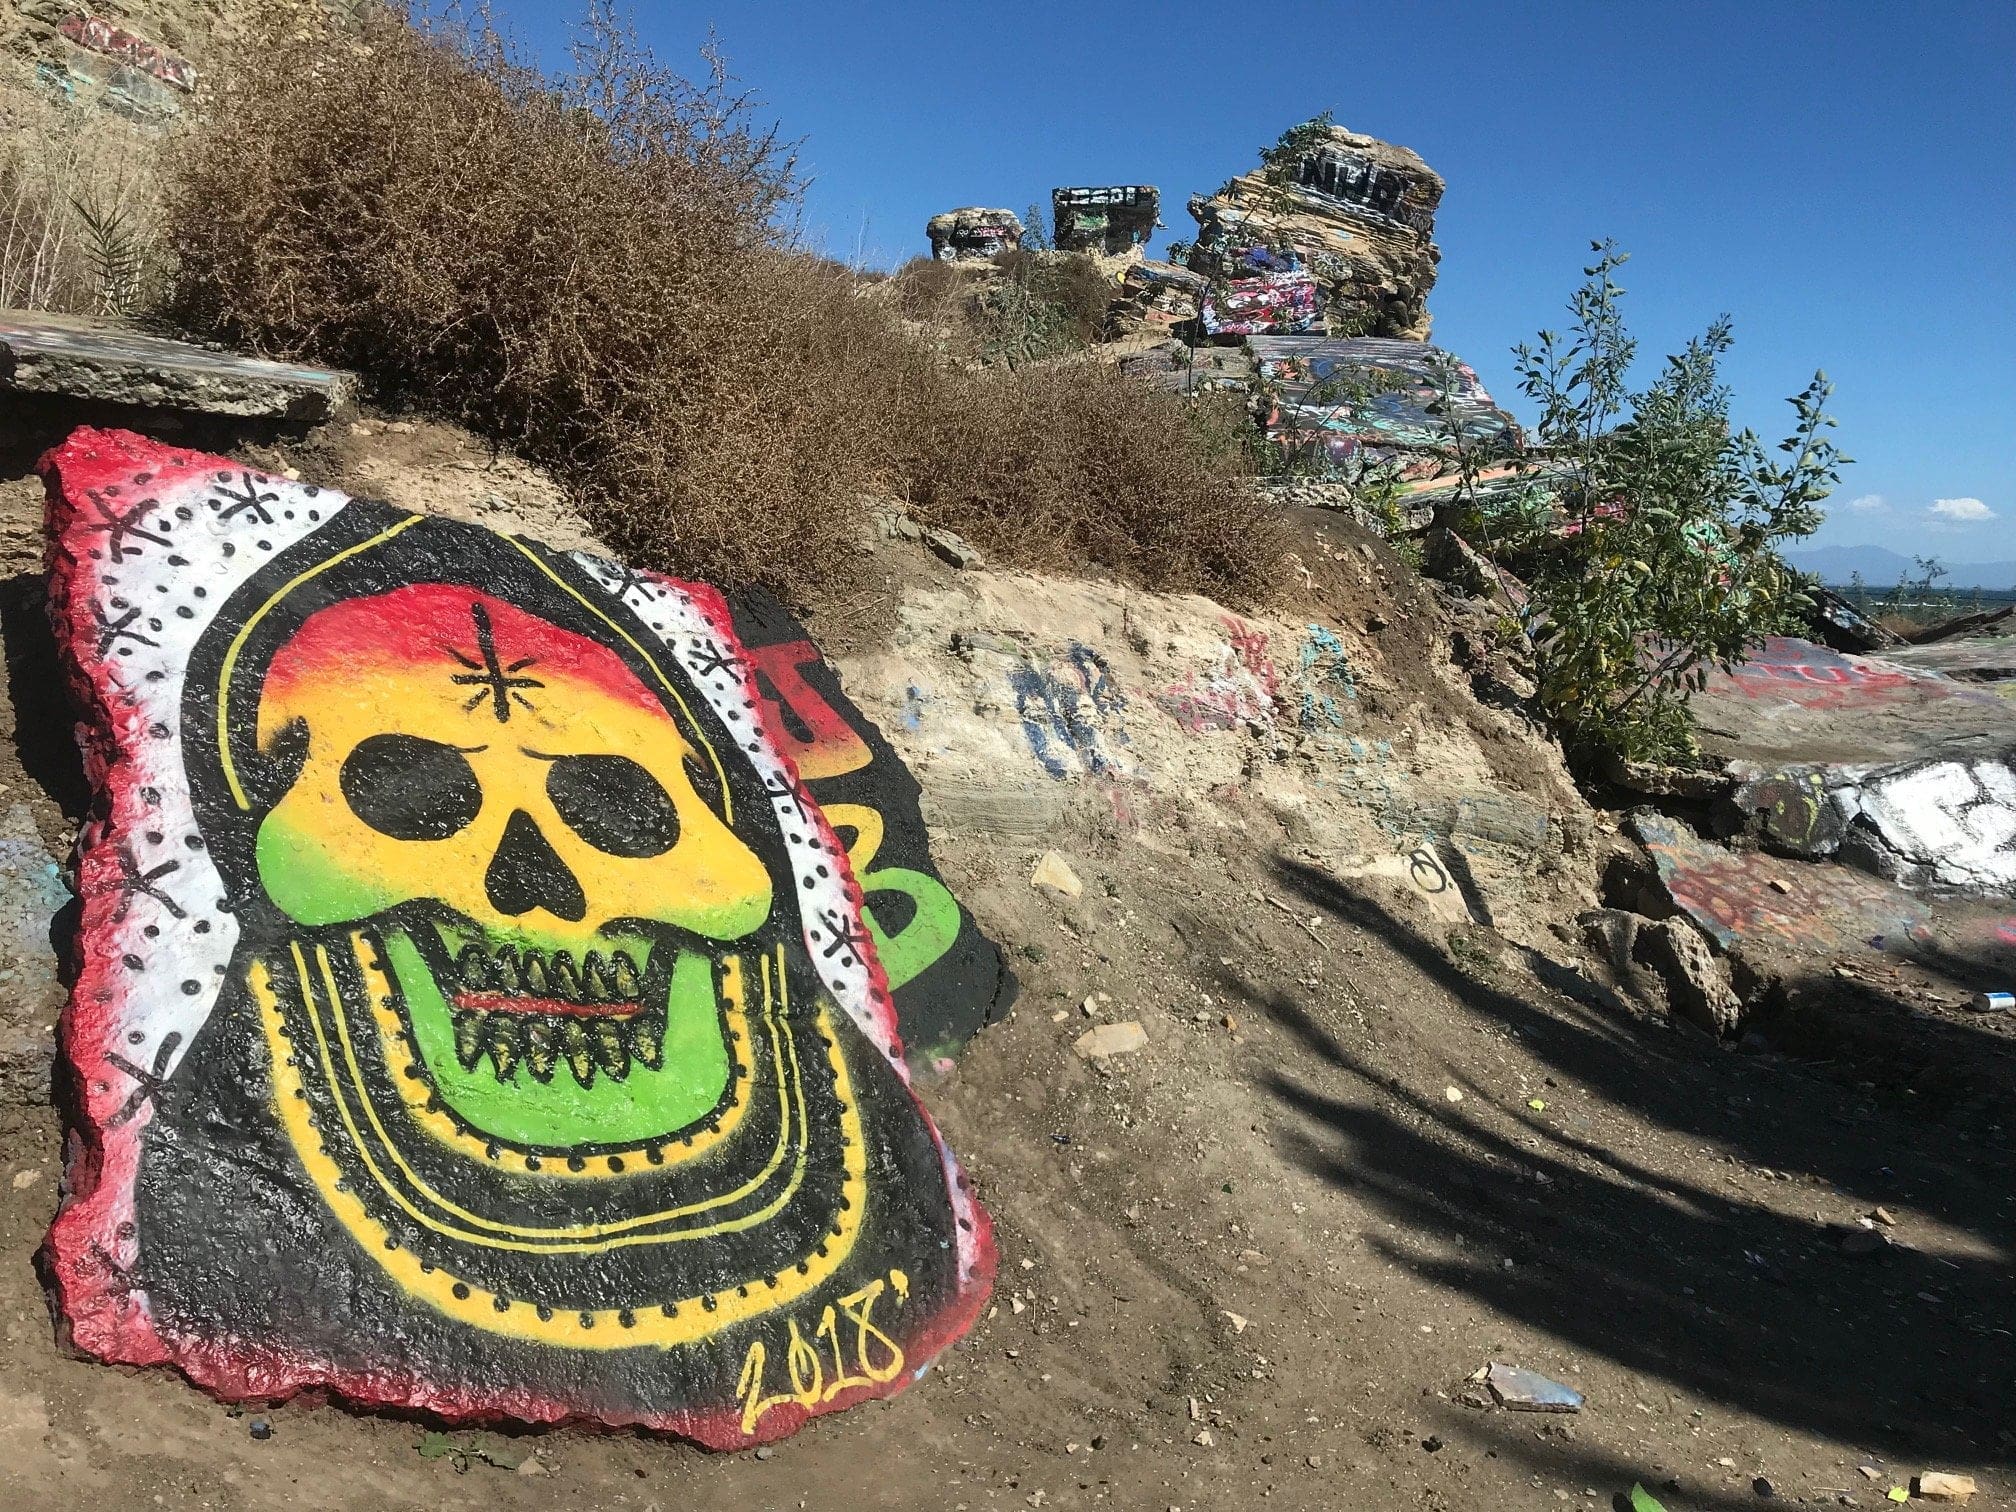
[
  {"xmin": 39, "ymin": 427, "xmax": 992, "ymax": 1448},
  {"xmin": 1, "ymin": 312, "xmax": 354, "ymax": 420}
]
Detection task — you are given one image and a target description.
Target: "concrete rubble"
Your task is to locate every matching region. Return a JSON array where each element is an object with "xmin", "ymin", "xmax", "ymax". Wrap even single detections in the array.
[
  {"xmin": 1, "ymin": 310, "xmax": 355, "ymax": 420},
  {"xmin": 1249, "ymin": 334, "xmax": 1520, "ymax": 490},
  {"xmin": 1185, "ymin": 122, "xmax": 1442, "ymax": 339},
  {"xmin": 1668, "ymin": 637, "xmax": 2016, "ymax": 897}
]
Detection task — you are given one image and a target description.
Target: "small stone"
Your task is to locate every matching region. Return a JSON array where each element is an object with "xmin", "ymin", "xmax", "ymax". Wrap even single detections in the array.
[
  {"xmin": 11, "ymin": 1169, "xmax": 40, "ymax": 1189},
  {"xmin": 386, "ymin": 420, "xmax": 417, "ymax": 434},
  {"xmin": 1768, "ymin": 878, "xmax": 1792, "ymax": 893},
  {"xmin": 1193, "ymin": 1429, "xmax": 1215, "ymax": 1448},
  {"xmin": 1444, "ymin": 1086, "xmax": 1465, "ymax": 1103},
  {"xmin": 1915, "ymin": 1472, "xmax": 1976, "ymax": 1502},
  {"xmin": 1074, "ymin": 1021, "xmax": 1147, "ymax": 1060},
  {"xmin": 1222, "ymin": 1310, "xmax": 1249, "ymax": 1334},
  {"xmin": 1031, "ymin": 851, "xmax": 1083, "ymax": 899},
  {"xmin": 248, "ymin": 1418, "xmax": 272, "ymax": 1441},
  {"xmin": 1485, "ymin": 1362, "xmax": 1583, "ymax": 1413},
  {"xmin": 1858, "ymin": 1466, "xmax": 1884, "ymax": 1481},
  {"xmin": 1421, "ymin": 1435, "xmax": 1443, "ymax": 1453},
  {"xmin": 1011, "ymin": 1296, "xmax": 1026, "ymax": 1314},
  {"xmin": 1753, "ymin": 1477, "xmax": 1776, "ymax": 1498},
  {"xmin": 753, "ymin": 1445, "xmax": 775, "ymax": 1461},
  {"xmin": 1870, "ymin": 1207, "xmax": 1898, "ymax": 1227},
  {"xmin": 1840, "ymin": 1227, "xmax": 1888, "ymax": 1256}
]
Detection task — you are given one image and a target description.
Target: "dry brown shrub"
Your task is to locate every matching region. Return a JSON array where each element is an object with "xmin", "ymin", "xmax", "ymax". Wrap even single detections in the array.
[
  {"xmin": 900, "ymin": 364, "xmax": 1284, "ymax": 599},
  {"xmin": 163, "ymin": 2, "xmax": 1285, "ymax": 604}
]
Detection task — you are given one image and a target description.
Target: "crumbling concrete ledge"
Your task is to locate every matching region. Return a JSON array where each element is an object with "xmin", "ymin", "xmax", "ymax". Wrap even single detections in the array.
[{"xmin": 0, "ymin": 310, "xmax": 354, "ymax": 421}]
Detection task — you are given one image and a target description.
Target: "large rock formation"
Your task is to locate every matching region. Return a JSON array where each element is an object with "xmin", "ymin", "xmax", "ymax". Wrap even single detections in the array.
[
  {"xmin": 925, "ymin": 207, "xmax": 1023, "ymax": 262},
  {"xmin": 1051, "ymin": 185, "xmax": 1158, "ymax": 256},
  {"xmin": 1187, "ymin": 123, "xmax": 1443, "ymax": 339}
]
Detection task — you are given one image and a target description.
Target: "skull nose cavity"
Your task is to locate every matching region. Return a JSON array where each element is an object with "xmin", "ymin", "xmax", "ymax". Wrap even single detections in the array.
[{"xmin": 485, "ymin": 809, "xmax": 588, "ymax": 921}]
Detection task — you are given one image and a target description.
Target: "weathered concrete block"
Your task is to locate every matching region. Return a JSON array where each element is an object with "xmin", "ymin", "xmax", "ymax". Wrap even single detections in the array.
[
  {"xmin": 0, "ymin": 312, "xmax": 354, "ymax": 420},
  {"xmin": 39, "ymin": 428, "xmax": 993, "ymax": 1447}
]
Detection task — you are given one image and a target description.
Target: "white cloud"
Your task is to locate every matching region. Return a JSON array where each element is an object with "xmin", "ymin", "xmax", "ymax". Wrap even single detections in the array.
[
  {"xmin": 1845, "ymin": 493, "xmax": 1887, "ymax": 513},
  {"xmin": 1928, "ymin": 497, "xmax": 1996, "ymax": 522}
]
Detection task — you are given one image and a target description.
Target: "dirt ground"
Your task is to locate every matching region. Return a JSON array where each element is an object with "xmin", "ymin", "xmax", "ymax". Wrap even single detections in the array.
[{"xmin": 1, "ymin": 407, "xmax": 2009, "ymax": 1511}]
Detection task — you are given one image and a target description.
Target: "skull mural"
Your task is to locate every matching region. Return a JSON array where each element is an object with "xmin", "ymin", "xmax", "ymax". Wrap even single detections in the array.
[{"xmin": 39, "ymin": 429, "xmax": 994, "ymax": 1446}]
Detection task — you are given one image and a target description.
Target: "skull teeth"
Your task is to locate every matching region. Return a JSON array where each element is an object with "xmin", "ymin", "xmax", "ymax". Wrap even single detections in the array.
[
  {"xmin": 452, "ymin": 1004, "xmax": 665, "ymax": 1089},
  {"xmin": 451, "ymin": 941, "xmax": 643, "ymax": 1008}
]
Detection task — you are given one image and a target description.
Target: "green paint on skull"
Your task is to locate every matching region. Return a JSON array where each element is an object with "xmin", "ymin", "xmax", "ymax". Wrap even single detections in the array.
[{"xmin": 385, "ymin": 929, "xmax": 730, "ymax": 1146}]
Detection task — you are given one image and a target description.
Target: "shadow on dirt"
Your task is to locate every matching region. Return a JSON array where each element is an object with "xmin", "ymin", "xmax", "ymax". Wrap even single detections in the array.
[{"xmin": 1250, "ymin": 854, "xmax": 2012, "ymax": 1468}]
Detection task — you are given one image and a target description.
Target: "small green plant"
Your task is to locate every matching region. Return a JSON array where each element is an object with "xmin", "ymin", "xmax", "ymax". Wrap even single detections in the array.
[
  {"xmin": 1503, "ymin": 242, "xmax": 1846, "ymax": 767},
  {"xmin": 1021, "ymin": 201, "xmax": 1051, "ymax": 252},
  {"xmin": 72, "ymin": 195, "xmax": 146, "ymax": 315}
]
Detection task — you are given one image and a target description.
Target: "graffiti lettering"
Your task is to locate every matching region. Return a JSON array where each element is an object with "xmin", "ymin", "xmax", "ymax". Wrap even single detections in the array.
[
  {"xmin": 1008, "ymin": 642, "xmax": 1129, "ymax": 778},
  {"xmin": 747, "ymin": 639, "xmax": 874, "ymax": 780}
]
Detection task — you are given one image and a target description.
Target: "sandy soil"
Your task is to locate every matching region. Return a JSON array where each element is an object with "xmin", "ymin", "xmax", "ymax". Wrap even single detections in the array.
[{"xmin": 0, "ymin": 410, "xmax": 2008, "ymax": 1511}]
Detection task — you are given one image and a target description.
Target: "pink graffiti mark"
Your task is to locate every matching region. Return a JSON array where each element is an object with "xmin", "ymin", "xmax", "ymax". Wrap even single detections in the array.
[
  {"xmin": 1997, "ymin": 920, "xmax": 2016, "ymax": 948},
  {"xmin": 1716, "ymin": 637, "xmax": 1928, "ymax": 710},
  {"xmin": 1156, "ymin": 616, "xmax": 1279, "ymax": 734},
  {"xmin": 1638, "ymin": 816, "xmax": 1929, "ymax": 955},
  {"xmin": 60, "ymin": 14, "xmax": 196, "ymax": 91}
]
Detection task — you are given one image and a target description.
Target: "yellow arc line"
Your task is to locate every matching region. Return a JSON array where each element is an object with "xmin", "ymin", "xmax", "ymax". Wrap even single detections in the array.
[
  {"xmin": 324, "ymin": 939, "xmax": 805, "ymax": 1236},
  {"xmin": 286, "ymin": 940, "xmax": 807, "ymax": 1252},
  {"xmin": 252, "ymin": 952, "xmax": 869, "ymax": 1348}
]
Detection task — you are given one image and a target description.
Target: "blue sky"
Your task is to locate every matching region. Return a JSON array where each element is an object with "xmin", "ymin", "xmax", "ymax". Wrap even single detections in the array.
[{"xmin": 493, "ymin": 1, "xmax": 2015, "ymax": 567}]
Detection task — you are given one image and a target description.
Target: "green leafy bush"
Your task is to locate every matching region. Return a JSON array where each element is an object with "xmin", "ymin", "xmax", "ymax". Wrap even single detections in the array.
[{"xmin": 1495, "ymin": 243, "xmax": 1845, "ymax": 766}]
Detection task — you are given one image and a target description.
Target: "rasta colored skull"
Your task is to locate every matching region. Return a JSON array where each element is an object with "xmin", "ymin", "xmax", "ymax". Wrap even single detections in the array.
[
  {"xmin": 253, "ymin": 585, "xmax": 772, "ymax": 1142},
  {"xmin": 40, "ymin": 431, "xmax": 993, "ymax": 1450}
]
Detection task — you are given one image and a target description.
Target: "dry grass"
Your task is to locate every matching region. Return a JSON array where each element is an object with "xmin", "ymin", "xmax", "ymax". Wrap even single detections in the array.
[
  {"xmin": 163, "ymin": 2, "xmax": 1286, "ymax": 604},
  {"xmin": 0, "ymin": 104, "xmax": 165, "ymax": 316}
]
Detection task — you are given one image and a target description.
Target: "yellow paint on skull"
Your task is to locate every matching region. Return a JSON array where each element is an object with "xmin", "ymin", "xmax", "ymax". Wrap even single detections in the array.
[{"xmin": 255, "ymin": 648, "xmax": 771, "ymax": 949}]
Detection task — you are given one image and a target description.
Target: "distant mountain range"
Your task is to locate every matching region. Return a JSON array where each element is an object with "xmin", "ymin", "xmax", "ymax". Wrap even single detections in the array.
[{"xmin": 1783, "ymin": 544, "xmax": 2016, "ymax": 591}]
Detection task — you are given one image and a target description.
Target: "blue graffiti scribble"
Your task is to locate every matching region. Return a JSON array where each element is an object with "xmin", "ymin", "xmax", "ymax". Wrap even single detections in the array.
[
  {"xmin": 1295, "ymin": 625, "xmax": 1357, "ymax": 731},
  {"xmin": 1009, "ymin": 643, "xmax": 1126, "ymax": 779}
]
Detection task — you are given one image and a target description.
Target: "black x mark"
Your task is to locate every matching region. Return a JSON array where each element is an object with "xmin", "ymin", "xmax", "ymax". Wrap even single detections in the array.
[
  {"xmin": 92, "ymin": 601, "xmax": 158, "ymax": 655},
  {"xmin": 210, "ymin": 471, "xmax": 277, "ymax": 525},
  {"xmin": 104, "ymin": 1030, "xmax": 181, "ymax": 1129},
  {"xmin": 83, "ymin": 489, "xmax": 169, "ymax": 561},
  {"xmin": 112, "ymin": 845, "xmax": 184, "ymax": 922}
]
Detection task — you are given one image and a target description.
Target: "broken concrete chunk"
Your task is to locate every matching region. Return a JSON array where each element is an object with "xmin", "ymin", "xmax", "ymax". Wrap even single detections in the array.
[
  {"xmin": 1074, "ymin": 1021, "xmax": 1147, "ymax": 1060},
  {"xmin": 1030, "ymin": 850, "xmax": 1084, "ymax": 898},
  {"xmin": 1630, "ymin": 915, "xmax": 1743, "ymax": 1037},
  {"xmin": 1915, "ymin": 1472, "xmax": 1976, "ymax": 1502},
  {"xmin": 1484, "ymin": 1362, "xmax": 1583, "ymax": 1413},
  {"xmin": 0, "ymin": 310, "xmax": 354, "ymax": 420},
  {"xmin": 923, "ymin": 526, "xmax": 983, "ymax": 570},
  {"xmin": 1185, "ymin": 121, "xmax": 1442, "ymax": 339}
]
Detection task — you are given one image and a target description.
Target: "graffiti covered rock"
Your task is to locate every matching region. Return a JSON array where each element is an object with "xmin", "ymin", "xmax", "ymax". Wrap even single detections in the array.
[
  {"xmin": 40, "ymin": 428, "xmax": 994, "ymax": 1447},
  {"xmin": 1186, "ymin": 122, "xmax": 1443, "ymax": 340}
]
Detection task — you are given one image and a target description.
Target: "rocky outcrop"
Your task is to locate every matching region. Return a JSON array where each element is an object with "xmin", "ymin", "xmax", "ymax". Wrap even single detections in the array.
[
  {"xmin": 1052, "ymin": 185, "xmax": 1157, "ymax": 256},
  {"xmin": 1186, "ymin": 123, "xmax": 1443, "ymax": 340},
  {"xmin": 926, "ymin": 207, "xmax": 1023, "ymax": 262}
]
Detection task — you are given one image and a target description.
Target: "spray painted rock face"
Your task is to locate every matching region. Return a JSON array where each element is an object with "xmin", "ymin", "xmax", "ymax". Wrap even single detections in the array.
[
  {"xmin": 40, "ymin": 432, "xmax": 994, "ymax": 1448},
  {"xmin": 254, "ymin": 585, "xmax": 771, "ymax": 1144}
]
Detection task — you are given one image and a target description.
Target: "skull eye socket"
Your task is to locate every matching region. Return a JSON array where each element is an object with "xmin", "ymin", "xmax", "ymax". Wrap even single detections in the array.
[
  {"xmin": 340, "ymin": 734, "xmax": 483, "ymax": 841},
  {"xmin": 544, "ymin": 754, "xmax": 680, "ymax": 858}
]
